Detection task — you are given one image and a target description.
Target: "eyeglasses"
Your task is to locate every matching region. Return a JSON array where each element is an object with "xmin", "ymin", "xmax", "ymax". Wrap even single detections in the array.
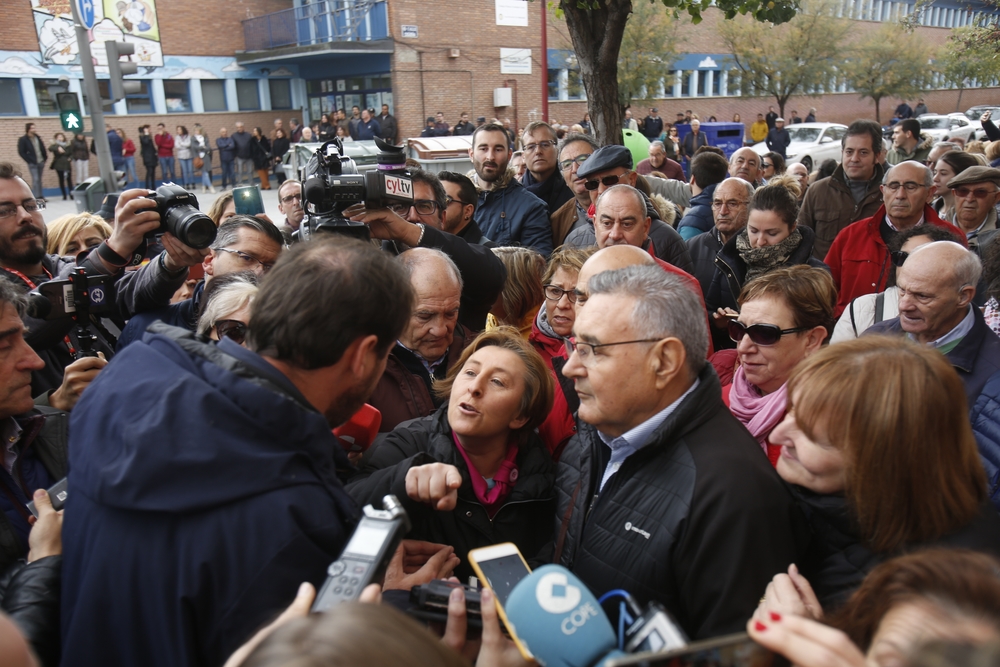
[
  {"xmin": 524, "ymin": 140, "xmax": 556, "ymax": 153},
  {"xmin": 559, "ymin": 154, "xmax": 592, "ymax": 171},
  {"xmin": 891, "ymin": 250, "xmax": 909, "ymax": 267},
  {"xmin": 445, "ymin": 196, "xmax": 471, "ymax": 208},
  {"xmin": 953, "ymin": 186, "xmax": 1000, "ymax": 199},
  {"xmin": 280, "ymin": 193, "xmax": 302, "ymax": 205},
  {"xmin": 387, "ymin": 199, "xmax": 440, "ymax": 216},
  {"xmin": 760, "ymin": 162, "xmax": 773, "ymax": 169},
  {"xmin": 214, "ymin": 320, "xmax": 248, "ymax": 345},
  {"xmin": 216, "ymin": 247, "xmax": 275, "ymax": 273},
  {"xmin": 884, "ymin": 181, "xmax": 926, "ymax": 192},
  {"xmin": 711, "ymin": 199, "xmax": 748, "ymax": 210},
  {"xmin": 584, "ymin": 174, "xmax": 626, "ymax": 191},
  {"xmin": 728, "ymin": 320, "xmax": 807, "ymax": 346},
  {"xmin": 0, "ymin": 199, "xmax": 45, "ymax": 219},
  {"xmin": 564, "ymin": 336, "xmax": 662, "ymax": 365},
  {"xmin": 543, "ymin": 285, "xmax": 579, "ymax": 303}
]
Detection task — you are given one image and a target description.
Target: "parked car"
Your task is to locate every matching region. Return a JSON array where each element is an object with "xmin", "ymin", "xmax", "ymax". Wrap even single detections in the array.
[
  {"xmin": 963, "ymin": 105, "xmax": 1000, "ymax": 140},
  {"xmin": 915, "ymin": 114, "xmax": 978, "ymax": 144},
  {"xmin": 751, "ymin": 122, "xmax": 847, "ymax": 173}
]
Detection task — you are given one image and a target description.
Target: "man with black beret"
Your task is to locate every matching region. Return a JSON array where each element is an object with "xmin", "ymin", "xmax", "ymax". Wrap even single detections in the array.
[{"xmin": 562, "ymin": 145, "xmax": 694, "ymax": 274}]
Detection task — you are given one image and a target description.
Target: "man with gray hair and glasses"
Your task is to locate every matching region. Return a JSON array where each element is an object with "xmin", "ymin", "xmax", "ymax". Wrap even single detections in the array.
[
  {"xmin": 866, "ymin": 241, "xmax": 1000, "ymax": 406},
  {"xmin": 825, "ymin": 160, "xmax": 964, "ymax": 315},
  {"xmin": 116, "ymin": 215, "xmax": 285, "ymax": 349},
  {"xmin": 554, "ymin": 263, "xmax": 803, "ymax": 640}
]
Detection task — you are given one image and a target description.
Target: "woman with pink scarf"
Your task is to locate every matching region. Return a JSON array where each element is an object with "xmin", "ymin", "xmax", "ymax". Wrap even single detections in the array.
[{"xmin": 722, "ymin": 265, "xmax": 836, "ymax": 466}]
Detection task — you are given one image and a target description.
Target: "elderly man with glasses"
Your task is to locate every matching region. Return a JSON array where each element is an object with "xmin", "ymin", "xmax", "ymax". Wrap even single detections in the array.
[
  {"xmin": 116, "ymin": 215, "xmax": 285, "ymax": 350},
  {"xmin": 947, "ymin": 166, "xmax": 1000, "ymax": 256},
  {"xmin": 555, "ymin": 260, "xmax": 803, "ymax": 640},
  {"xmin": 520, "ymin": 121, "xmax": 574, "ymax": 216},
  {"xmin": 824, "ymin": 160, "xmax": 965, "ymax": 316},
  {"xmin": 348, "ymin": 169, "xmax": 504, "ymax": 331}
]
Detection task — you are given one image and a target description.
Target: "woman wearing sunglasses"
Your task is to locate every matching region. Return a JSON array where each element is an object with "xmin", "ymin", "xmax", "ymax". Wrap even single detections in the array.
[
  {"xmin": 722, "ymin": 265, "xmax": 835, "ymax": 466},
  {"xmin": 708, "ymin": 177, "xmax": 828, "ymax": 349},
  {"xmin": 831, "ymin": 225, "xmax": 960, "ymax": 342},
  {"xmin": 196, "ymin": 272, "xmax": 259, "ymax": 346},
  {"xmin": 756, "ymin": 336, "xmax": 1000, "ymax": 611}
]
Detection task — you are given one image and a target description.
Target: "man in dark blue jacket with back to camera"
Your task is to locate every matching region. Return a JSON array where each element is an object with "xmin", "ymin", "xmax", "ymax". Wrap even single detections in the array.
[{"xmin": 60, "ymin": 238, "xmax": 415, "ymax": 667}]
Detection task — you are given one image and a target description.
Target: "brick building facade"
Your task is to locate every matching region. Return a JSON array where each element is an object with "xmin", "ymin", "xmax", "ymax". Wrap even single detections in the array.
[{"xmin": 1, "ymin": 0, "xmax": 998, "ymax": 194}]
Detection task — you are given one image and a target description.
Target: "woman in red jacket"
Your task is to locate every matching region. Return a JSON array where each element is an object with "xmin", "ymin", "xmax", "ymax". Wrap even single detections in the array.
[
  {"xmin": 529, "ymin": 245, "xmax": 595, "ymax": 459},
  {"xmin": 722, "ymin": 265, "xmax": 834, "ymax": 465},
  {"xmin": 117, "ymin": 128, "xmax": 137, "ymax": 188}
]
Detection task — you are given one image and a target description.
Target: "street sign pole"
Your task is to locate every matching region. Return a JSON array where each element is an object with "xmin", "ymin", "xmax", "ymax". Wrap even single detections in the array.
[{"xmin": 70, "ymin": 0, "xmax": 118, "ymax": 196}]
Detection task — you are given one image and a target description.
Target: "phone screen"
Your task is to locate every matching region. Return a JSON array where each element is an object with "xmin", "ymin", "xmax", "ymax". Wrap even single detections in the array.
[
  {"xmin": 474, "ymin": 553, "xmax": 531, "ymax": 605},
  {"xmin": 607, "ymin": 633, "xmax": 787, "ymax": 667},
  {"xmin": 233, "ymin": 186, "xmax": 265, "ymax": 216}
]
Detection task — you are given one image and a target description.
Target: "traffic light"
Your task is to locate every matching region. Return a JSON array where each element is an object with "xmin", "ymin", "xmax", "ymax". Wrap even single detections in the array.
[
  {"xmin": 105, "ymin": 41, "xmax": 140, "ymax": 102},
  {"xmin": 56, "ymin": 92, "xmax": 84, "ymax": 133}
]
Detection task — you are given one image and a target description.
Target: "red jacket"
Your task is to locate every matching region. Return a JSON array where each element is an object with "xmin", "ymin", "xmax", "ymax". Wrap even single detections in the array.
[
  {"xmin": 824, "ymin": 204, "xmax": 964, "ymax": 316},
  {"xmin": 154, "ymin": 132, "xmax": 174, "ymax": 158},
  {"xmin": 529, "ymin": 317, "xmax": 576, "ymax": 460}
]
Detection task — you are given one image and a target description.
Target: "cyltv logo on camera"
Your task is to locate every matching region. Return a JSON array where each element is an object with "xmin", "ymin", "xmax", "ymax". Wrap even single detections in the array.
[{"xmin": 384, "ymin": 175, "xmax": 413, "ymax": 199}]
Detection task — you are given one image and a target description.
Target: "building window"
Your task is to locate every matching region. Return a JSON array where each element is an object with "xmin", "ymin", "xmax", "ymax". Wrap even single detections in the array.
[
  {"xmin": 567, "ymin": 69, "xmax": 585, "ymax": 100},
  {"xmin": 125, "ymin": 81, "xmax": 153, "ymax": 114},
  {"xmin": 162, "ymin": 80, "xmax": 191, "ymax": 112},
  {"xmin": 269, "ymin": 79, "xmax": 292, "ymax": 109},
  {"xmin": 83, "ymin": 81, "xmax": 114, "ymax": 115},
  {"xmin": 202, "ymin": 80, "xmax": 227, "ymax": 111},
  {"xmin": 34, "ymin": 79, "xmax": 68, "ymax": 115},
  {"xmin": 0, "ymin": 80, "xmax": 24, "ymax": 116},
  {"xmin": 547, "ymin": 69, "xmax": 559, "ymax": 100},
  {"xmin": 236, "ymin": 80, "xmax": 260, "ymax": 110}
]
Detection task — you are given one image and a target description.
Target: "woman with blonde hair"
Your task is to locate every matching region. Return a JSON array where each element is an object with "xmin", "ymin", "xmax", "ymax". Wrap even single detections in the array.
[
  {"xmin": 347, "ymin": 326, "xmax": 555, "ymax": 583},
  {"xmin": 761, "ymin": 336, "xmax": 1000, "ymax": 609},
  {"xmin": 46, "ymin": 212, "xmax": 113, "ymax": 257},
  {"xmin": 487, "ymin": 246, "xmax": 546, "ymax": 338},
  {"xmin": 207, "ymin": 191, "xmax": 236, "ymax": 225}
]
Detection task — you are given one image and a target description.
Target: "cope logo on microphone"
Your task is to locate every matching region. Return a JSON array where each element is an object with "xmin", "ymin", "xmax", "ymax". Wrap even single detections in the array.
[{"xmin": 535, "ymin": 572, "xmax": 599, "ymax": 635}]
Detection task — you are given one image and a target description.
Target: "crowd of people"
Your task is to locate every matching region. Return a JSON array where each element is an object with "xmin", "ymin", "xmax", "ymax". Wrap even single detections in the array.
[{"xmin": 3, "ymin": 107, "xmax": 1000, "ymax": 667}]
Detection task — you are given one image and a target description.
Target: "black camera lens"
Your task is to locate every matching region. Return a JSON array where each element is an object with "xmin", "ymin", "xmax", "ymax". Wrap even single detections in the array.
[{"xmin": 163, "ymin": 206, "xmax": 217, "ymax": 249}]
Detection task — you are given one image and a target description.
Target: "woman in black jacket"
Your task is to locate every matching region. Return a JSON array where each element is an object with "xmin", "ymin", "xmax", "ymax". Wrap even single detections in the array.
[
  {"xmin": 347, "ymin": 327, "xmax": 555, "ymax": 582},
  {"xmin": 708, "ymin": 176, "xmax": 828, "ymax": 349},
  {"xmin": 271, "ymin": 128, "xmax": 290, "ymax": 187},
  {"xmin": 138, "ymin": 125, "xmax": 158, "ymax": 189},
  {"xmin": 250, "ymin": 127, "xmax": 272, "ymax": 190},
  {"xmin": 317, "ymin": 113, "xmax": 335, "ymax": 143}
]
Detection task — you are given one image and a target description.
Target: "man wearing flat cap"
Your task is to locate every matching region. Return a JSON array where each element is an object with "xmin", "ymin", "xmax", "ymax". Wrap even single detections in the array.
[
  {"xmin": 420, "ymin": 117, "xmax": 439, "ymax": 138},
  {"xmin": 948, "ymin": 166, "xmax": 1000, "ymax": 254},
  {"xmin": 766, "ymin": 117, "xmax": 791, "ymax": 159},
  {"xmin": 562, "ymin": 144, "xmax": 694, "ymax": 274}
]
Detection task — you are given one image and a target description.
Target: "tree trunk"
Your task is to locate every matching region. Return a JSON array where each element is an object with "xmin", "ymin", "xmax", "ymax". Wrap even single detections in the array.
[
  {"xmin": 957, "ymin": 86, "xmax": 965, "ymax": 112},
  {"xmin": 561, "ymin": 0, "xmax": 633, "ymax": 146},
  {"xmin": 874, "ymin": 97, "xmax": 881, "ymax": 123}
]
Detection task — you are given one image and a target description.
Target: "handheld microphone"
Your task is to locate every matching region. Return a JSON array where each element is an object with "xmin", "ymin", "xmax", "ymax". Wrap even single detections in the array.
[
  {"xmin": 333, "ymin": 404, "xmax": 381, "ymax": 453},
  {"xmin": 504, "ymin": 565, "xmax": 626, "ymax": 667}
]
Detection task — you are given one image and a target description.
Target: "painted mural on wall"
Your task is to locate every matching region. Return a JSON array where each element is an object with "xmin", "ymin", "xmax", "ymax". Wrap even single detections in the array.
[
  {"xmin": 0, "ymin": 48, "xmax": 297, "ymax": 82},
  {"xmin": 30, "ymin": 0, "xmax": 164, "ymax": 68}
]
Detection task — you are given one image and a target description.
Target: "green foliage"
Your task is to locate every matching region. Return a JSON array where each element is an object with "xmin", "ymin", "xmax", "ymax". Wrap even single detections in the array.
[
  {"xmin": 719, "ymin": 0, "xmax": 849, "ymax": 116},
  {"xmin": 842, "ymin": 23, "xmax": 934, "ymax": 122},
  {"xmin": 618, "ymin": 0, "xmax": 679, "ymax": 106},
  {"xmin": 940, "ymin": 26, "xmax": 1000, "ymax": 90}
]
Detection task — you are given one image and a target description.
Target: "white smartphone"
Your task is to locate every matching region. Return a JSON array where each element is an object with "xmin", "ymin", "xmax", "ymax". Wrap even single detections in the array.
[{"xmin": 467, "ymin": 542, "xmax": 534, "ymax": 660}]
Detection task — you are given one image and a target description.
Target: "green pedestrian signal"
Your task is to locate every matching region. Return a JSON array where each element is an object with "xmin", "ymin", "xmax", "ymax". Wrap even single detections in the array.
[{"xmin": 60, "ymin": 110, "xmax": 83, "ymax": 133}]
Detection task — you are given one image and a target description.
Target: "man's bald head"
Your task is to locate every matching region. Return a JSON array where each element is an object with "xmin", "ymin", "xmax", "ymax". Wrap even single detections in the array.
[
  {"xmin": 594, "ymin": 185, "xmax": 651, "ymax": 250},
  {"xmin": 398, "ymin": 248, "xmax": 463, "ymax": 360},
  {"xmin": 897, "ymin": 241, "xmax": 981, "ymax": 344},
  {"xmin": 575, "ymin": 245, "xmax": 654, "ymax": 310}
]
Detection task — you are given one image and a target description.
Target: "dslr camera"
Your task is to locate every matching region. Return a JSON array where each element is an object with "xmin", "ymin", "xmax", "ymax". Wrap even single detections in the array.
[
  {"xmin": 299, "ymin": 136, "xmax": 414, "ymax": 242},
  {"xmin": 142, "ymin": 184, "xmax": 217, "ymax": 251}
]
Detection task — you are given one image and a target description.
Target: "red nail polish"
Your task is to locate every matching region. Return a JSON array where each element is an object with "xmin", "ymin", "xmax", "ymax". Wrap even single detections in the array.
[
  {"xmin": 754, "ymin": 621, "xmax": 767, "ymax": 632},
  {"xmin": 769, "ymin": 612, "xmax": 782, "ymax": 622}
]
